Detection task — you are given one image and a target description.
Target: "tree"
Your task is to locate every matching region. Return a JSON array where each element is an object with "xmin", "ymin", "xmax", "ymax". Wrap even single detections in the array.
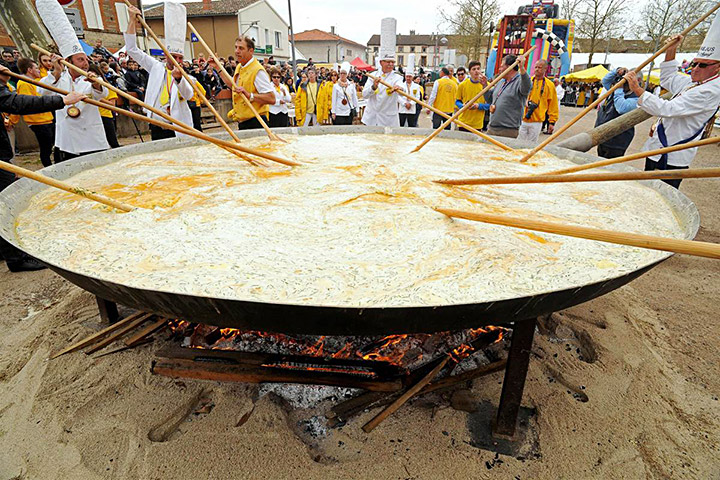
[
  {"xmin": 439, "ymin": 0, "xmax": 500, "ymax": 62},
  {"xmin": 639, "ymin": 0, "xmax": 714, "ymax": 50},
  {"xmin": 574, "ymin": 0, "xmax": 629, "ymax": 64},
  {"xmin": 560, "ymin": 0, "xmax": 583, "ymax": 21}
]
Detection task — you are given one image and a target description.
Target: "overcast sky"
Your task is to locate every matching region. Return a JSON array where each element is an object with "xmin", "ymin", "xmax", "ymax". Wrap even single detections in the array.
[{"xmin": 143, "ymin": 0, "xmax": 532, "ymax": 45}]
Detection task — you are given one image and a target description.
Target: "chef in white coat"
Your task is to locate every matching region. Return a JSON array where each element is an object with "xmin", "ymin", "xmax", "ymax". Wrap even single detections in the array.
[
  {"xmin": 624, "ymin": 16, "xmax": 720, "ymax": 188},
  {"xmin": 125, "ymin": 2, "xmax": 194, "ymax": 140},
  {"xmin": 36, "ymin": 0, "xmax": 109, "ymax": 162},
  {"xmin": 398, "ymin": 54, "xmax": 422, "ymax": 127},
  {"xmin": 362, "ymin": 18, "xmax": 404, "ymax": 127}
]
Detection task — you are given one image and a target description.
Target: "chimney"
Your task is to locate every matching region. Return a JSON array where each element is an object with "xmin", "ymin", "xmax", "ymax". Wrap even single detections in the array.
[
  {"xmin": 410, "ymin": 30, "xmax": 415, "ymax": 35},
  {"xmin": 203, "ymin": 0, "xmax": 211, "ymax": 11},
  {"xmin": 331, "ymin": 26, "xmax": 336, "ymax": 35}
]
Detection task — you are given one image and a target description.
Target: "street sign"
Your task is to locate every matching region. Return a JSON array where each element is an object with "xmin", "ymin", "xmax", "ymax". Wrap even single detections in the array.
[
  {"xmin": 190, "ymin": 33, "xmax": 199, "ymax": 43},
  {"xmin": 254, "ymin": 47, "xmax": 265, "ymax": 54},
  {"xmin": 265, "ymin": 45, "xmax": 273, "ymax": 54},
  {"xmin": 63, "ymin": 8, "xmax": 84, "ymax": 39},
  {"xmin": 150, "ymin": 48, "xmax": 164, "ymax": 56}
]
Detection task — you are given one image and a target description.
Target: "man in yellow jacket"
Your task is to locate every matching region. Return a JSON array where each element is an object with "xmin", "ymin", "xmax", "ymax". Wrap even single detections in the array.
[
  {"xmin": 518, "ymin": 59, "xmax": 559, "ymax": 143},
  {"xmin": 16, "ymin": 58, "xmax": 55, "ymax": 167},
  {"xmin": 221, "ymin": 36, "xmax": 276, "ymax": 130},
  {"xmin": 427, "ymin": 67, "xmax": 458, "ymax": 129},
  {"xmin": 455, "ymin": 61, "xmax": 490, "ymax": 131}
]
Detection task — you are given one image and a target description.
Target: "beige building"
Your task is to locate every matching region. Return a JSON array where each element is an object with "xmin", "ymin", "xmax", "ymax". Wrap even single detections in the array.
[
  {"xmin": 293, "ymin": 28, "xmax": 366, "ymax": 64},
  {"xmin": 367, "ymin": 31, "xmax": 456, "ymax": 69},
  {"xmin": 144, "ymin": 0, "xmax": 290, "ymax": 61}
]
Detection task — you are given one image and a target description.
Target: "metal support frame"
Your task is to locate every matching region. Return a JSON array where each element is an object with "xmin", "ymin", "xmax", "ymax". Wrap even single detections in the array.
[
  {"xmin": 95, "ymin": 296, "xmax": 119, "ymax": 324},
  {"xmin": 493, "ymin": 318, "xmax": 537, "ymax": 438}
]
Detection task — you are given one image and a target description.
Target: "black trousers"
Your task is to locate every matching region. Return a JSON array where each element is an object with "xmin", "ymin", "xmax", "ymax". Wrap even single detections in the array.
[
  {"xmin": 102, "ymin": 116, "xmax": 120, "ymax": 148},
  {"xmin": 29, "ymin": 123, "xmax": 55, "ymax": 167},
  {"xmin": 0, "ymin": 168, "xmax": 25, "ymax": 265},
  {"xmin": 597, "ymin": 144, "xmax": 628, "ymax": 159},
  {"xmin": 56, "ymin": 149, "xmax": 104, "ymax": 163},
  {"xmin": 238, "ymin": 116, "xmax": 267, "ymax": 131},
  {"xmin": 269, "ymin": 112, "xmax": 289, "ymax": 128},
  {"xmin": 414, "ymin": 103, "xmax": 422, "ymax": 126},
  {"xmin": 334, "ymin": 115, "xmax": 352, "ymax": 125},
  {"xmin": 645, "ymin": 158, "xmax": 688, "ymax": 189},
  {"xmin": 190, "ymin": 104, "xmax": 203, "ymax": 131},
  {"xmin": 150, "ymin": 124, "xmax": 176, "ymax": 141},
  {"xmin": 399, "ymin": 113, "xmax": 417, "ymax": 127},
  {"xmin": 432, "ymin": 112, "xmax": 451, "ymax": 130}
]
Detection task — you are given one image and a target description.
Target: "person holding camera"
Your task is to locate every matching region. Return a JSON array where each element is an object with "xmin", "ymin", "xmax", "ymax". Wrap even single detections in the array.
[
  {"xmin": 518, "ymin": 59, "xmax": 558, "ymax": 143},
  {"xmin": 594, "ymin": 67, "xmax": 641, "ymax": 159},
  {"xmin": 487, "ymin": 54, "xmax": 531, "ymax": 139}
]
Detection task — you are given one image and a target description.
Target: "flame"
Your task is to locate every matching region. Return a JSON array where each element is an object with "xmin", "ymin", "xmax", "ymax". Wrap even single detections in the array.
[{"xmin": 168, "ymin": 321, "xmax": 507, "ymax": 369}]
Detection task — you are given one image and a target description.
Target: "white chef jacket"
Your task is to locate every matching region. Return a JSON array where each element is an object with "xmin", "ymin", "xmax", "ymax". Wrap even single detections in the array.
[
  {"xmin": 270, "ymin": 83, "xmax": 292, "ymax": 115},
  {"xmin": 124, "ymin": 33, "xmax": 194, "ymax": 137},
  {"xmin": 331, "ymin": 81, "xmax": 358, "ymax": 116},
  {"xmin": 638, "ymin": 59, "xmax": 720, "ymax": 167},
  {"xmin": 39, "ymin": 71, "xmax": 109, "ymax": 155},
  {"xmin": 555, "ymin": 84, "xmax": 565, "ymax": 102},
  {"xmin": 361, "ymin": 71, "xmax": 403, "ymax": 127},
  {"xmin": 398, "ymin": 81, "xmax": 422, "ymax": 114}
]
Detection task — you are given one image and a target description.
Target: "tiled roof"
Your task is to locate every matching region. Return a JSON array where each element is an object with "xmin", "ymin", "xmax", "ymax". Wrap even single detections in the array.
[
  {"xmin": 144, "ymin": 0, "xmax": 259, "ymax": 19},
  {"xmin": 292, "ymin": 29, "xmax": 366, "ymax": 50}
]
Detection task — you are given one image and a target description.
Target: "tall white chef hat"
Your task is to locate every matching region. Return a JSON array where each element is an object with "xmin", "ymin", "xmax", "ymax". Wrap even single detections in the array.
[
  {"xmin": 36, "ymin": 0, "xmax": 84, "ymax": 59},
  {"xmin": 697, "ymin": 13, "xmax": 720, "ymax": 61},
  {"xmin": 340, "ymin": 61, "xmax": 351, "ymax": 74},
  {"xmin": 379, "ymin": 17, "xmax": 397, "ymax": 62},
  {"xmin": 406, "ymin": 53, "xmax": 416, "ymax": 76},
  {"xmin": 164, "ymin": 1, "xmax": 187, "ymax": 57}
]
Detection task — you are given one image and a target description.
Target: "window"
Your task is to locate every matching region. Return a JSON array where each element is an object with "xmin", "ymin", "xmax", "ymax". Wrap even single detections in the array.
[
  {"xmin": 81, "ymin": 0, "xmax": 103, "ymax": 29},
  {"xmin": 422, "ymin": 46, "xmax": 427, "ymax": 53},
  {"xmin": 265, "ymin": 29, "xmax": 271, "ymax": 48},
  {"xmin": 346, "ymin": 49, "xmax": 352, "ymax": 57},
  {"xmin": 398, "ymin": 55, "xmax": 404, "ymax": 64},
  {"xmin": 115, "ymin": 3, "xmax": 129, "ymax": 32},
  {"xmin": 247, "ymin": 26, "xmax": 260, "ymax": 45},
  {"xmin": 420, "ymin": 56, "xmax": 427, "ymax": 66},
  {"xmin": 275, "ymin": 31, "xmax": 282, "ymax": 49},
  {"xmin": 374, "ymin": 46, "xmax": 379, "ymax": 52}
]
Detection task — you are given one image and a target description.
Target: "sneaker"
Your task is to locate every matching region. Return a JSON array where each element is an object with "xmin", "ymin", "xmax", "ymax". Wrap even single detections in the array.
[{"xmin": 6, "ymin": 258, "xmax": 48, "ymax": 272}]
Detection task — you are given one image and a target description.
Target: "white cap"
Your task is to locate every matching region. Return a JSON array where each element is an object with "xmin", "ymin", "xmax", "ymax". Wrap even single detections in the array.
[
  {"xmin": 380, "ymin": 17, "xmax": 397, "ymax": 62},
  {"xmin": 406, "ymin": 53, "xmax": 415, "ymax": 75},
  {"xmin": 37, "ymin": 0, "xmax": 84, "ymax": 59},
  {"xmin": 697, "ymin": 13, "xmax": 720, "ymax": 61},
  {"xmin": 340, "ymin": 61, "xmax": 351, "ymax": 73},
  {"xmin": 164, "ymin": 1, "xmax": 187, "ymax": 56}
]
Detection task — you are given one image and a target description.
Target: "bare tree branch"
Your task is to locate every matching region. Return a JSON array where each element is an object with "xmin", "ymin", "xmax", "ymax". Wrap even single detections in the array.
[{"xmin": 438, "ymin": 0, "xmax": 501, "ymax": 61}]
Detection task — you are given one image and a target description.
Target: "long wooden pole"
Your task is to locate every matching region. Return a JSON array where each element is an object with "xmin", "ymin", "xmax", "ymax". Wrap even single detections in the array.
[
  {"xmin": 30, "ymin": 43, "xmax": 255, "ymax": 165},
  {"xmin": 0, "ymin": 159, "xmax": 135, "ymax": 212},
  {"xmin": 411, "ymin": 45, "xmax": 536, "ymax": 153},
  {"xmin": 11, "ymin": 71, "xmax": 299, "ymax": 167},
  {"xmin": 435, "ymin": 167, "xmax": 720, "ymax": 185},
  {"xmin": 519, "ymin": 1, "xmax": 720, "ymax": 163},
  {"xmin": 547, "ymin": 136, "xmax": 720, "ymax": 175},
  {"xmin": 435, "ymin": 208, "xmax": 720, "ymax": 259},
  {"xmin": 187, "ymin": 22, "xmax": 284, "ymax": 143},
  {"xmin": 366, "ymin": 73, "xmax": 514, "ymax": 152},
  {"xmin": 121, "ymin": 5, "xmax": 262, "ymax": 155}
]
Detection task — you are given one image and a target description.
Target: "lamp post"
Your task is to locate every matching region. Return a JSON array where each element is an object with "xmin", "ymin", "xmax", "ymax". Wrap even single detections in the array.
[
  {"xmin": 288, "ymin": 0, "xmax": 297, "ymax": 79},
  {"xmin": 644, "ymin": 34, "xmax": 661, "ymax": 87},
  {"xmin": 433, "ymin": 33, "xmax": 448, "ymax": 70}
]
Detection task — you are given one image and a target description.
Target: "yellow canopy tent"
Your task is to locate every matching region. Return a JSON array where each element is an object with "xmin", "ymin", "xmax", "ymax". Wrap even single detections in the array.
[
  {"xmin": 644, "ymin": 68, "xmax": 690, "ymax": 86},
  {"xmin": 562, "ymin": 65, "xmax": 610, "ymax": 83}
]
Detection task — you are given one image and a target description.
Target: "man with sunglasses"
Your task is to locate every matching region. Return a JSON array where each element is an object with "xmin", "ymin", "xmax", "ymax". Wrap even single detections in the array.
[{"xmin": 624, "ymin": 24, "xmax": 720, "ymax": 188}]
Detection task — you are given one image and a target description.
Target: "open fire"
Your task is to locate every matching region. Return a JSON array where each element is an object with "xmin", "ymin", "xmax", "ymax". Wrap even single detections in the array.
[{"xmin": 168, "ymin": 321, "xmax": 506, "ymax": 372}]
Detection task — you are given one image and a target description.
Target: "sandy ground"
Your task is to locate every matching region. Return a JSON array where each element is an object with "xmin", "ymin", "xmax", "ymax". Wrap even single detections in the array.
[{"xmin": 1, "ymin": 107, "xmax": 719, "ymax": 479}]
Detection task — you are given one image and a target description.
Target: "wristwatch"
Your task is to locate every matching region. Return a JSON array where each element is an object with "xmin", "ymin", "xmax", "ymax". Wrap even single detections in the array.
[{"xmin": 249, "ymin": 93, "xmax": 255, "ymax": 102}]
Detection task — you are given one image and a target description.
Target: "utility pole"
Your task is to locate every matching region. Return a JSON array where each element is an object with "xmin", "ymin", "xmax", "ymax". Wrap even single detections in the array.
[
  {"xmin": 288, "ymin": 0, "xmax": 297, "ymax": 79},
  {"xmin": 0, "ymin": 0, "xmax": 54, "ymax": 57}
]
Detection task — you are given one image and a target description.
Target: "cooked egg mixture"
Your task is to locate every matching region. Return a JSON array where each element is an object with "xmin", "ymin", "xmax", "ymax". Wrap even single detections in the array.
[{"xmin": 15, "ymin": 134, "xmax": 685, "ymax": 308}]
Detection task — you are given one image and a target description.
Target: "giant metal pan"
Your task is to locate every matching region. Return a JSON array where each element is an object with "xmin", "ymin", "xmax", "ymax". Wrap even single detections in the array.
[{"xmin": 0, "ymin": 127, "xmax": 700, "ymax": 335}]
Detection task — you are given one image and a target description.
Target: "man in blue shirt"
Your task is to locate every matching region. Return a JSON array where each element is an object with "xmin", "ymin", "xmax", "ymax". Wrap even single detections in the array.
[{"xmin": 594, "ymin": 68, "xmax": 641, "ymax": 158}]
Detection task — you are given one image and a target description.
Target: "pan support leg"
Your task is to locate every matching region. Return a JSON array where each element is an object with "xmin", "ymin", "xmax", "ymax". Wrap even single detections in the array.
[
  {"xmin": 96, "ymin": 296, "xmax": 119, "ymax": 324},
  {"xmin": 493, "ymin": 318, "xmax": 537, "ymax": 438}
]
